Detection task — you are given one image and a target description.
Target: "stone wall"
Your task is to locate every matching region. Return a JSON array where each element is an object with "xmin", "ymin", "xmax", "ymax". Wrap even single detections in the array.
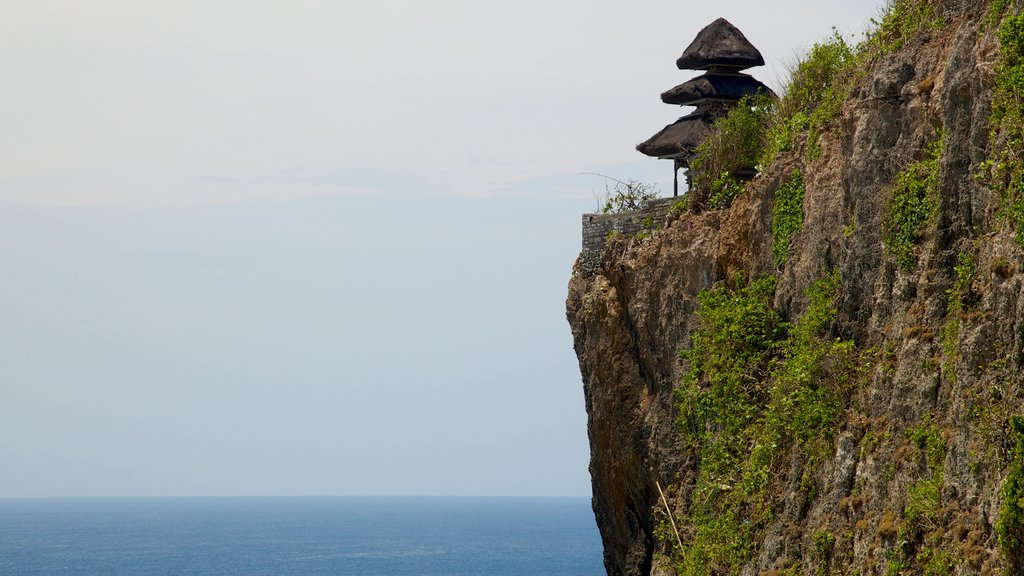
[{"xmin": 579, "ymin": 197, "xmax": 681, "ymax": 273}]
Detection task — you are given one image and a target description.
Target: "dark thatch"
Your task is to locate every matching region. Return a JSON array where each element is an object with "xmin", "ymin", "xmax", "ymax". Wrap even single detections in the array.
[
  {"xmin": 661, "ymin": 71, "xmax": 775, "ymax": 105},
  {"xmin": 636, "ymin": 113, "xmax": 713, "ymax": 160},
  {"xmin": 675, "ymin": 18, "xmax": 765, "ymax": 71}
]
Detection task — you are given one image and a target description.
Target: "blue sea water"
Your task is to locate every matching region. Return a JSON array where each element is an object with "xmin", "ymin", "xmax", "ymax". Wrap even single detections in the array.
[{"xmin": 0, "ymin": 496, "xmax": 604, "ymax": 576}]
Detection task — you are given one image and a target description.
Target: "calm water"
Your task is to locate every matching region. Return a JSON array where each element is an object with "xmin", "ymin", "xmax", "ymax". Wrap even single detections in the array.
[{"xmin": 0, "ymin": 497, "xmax": 604, "ymax": 576}]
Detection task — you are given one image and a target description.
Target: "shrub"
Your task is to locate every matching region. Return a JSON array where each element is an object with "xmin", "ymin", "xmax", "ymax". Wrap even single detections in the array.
[
  {"xmin": 882, "ymin": 420, "xmax": 951, "ymax": 575},
  {"xmin": 678, "ymin": 274, "xmax": 782, "ymax": 440},
  {"xmin": 771, "ymin": 171, "xmax": 806, "ymax": 267},
  {"xmin": 941, "ymin": 249, "xmax": 975, "ymax": 383},
  {"xmin": 985, "ymin": 12, "xmax": 1024, "ymax": 244},
  {"xmin": 778, "ymin": 29, "xmax": 856, "ymax": 124},
  {"xmin": 883, "ymin": 136, "xmax": 942, "ymax": 269},
  {"xmin": 881, "ymin": 419, "xmax": 952, "ymax": 574},
  {"xmin": 905, "ymin": 422, "xmax": 946, "ymax": 532},
  {"xmin": 675, "ymin": 274, "xmax": 781, "ymax": 574},
  {"xmin": 597, "ymin": 178, "xmax": 661, "ymax": 214},
  {"xmin": 689, "ymin": 94, "xmax": 772, "ymax": 209},
  {"xmin": 766, "ymin": 30, "xmax": 857, "ymax": 165},
  {"xmin": 673, "ymin": 271, "xmax": 855, "ymax": 574},
  {"xmin": 998, "ymin": 416, "xmax": 1024, "ymax": 573},
  {"xmin": 867, "ymin": 0, "xmax": 943, "ymax": 55},
  {"xmin": 760, "ymin": 1, "xmax": 943, "ymax": 170},
  {"xmin": 987, "ymin": 0, "xmax": 1013, "ymax": 28}
]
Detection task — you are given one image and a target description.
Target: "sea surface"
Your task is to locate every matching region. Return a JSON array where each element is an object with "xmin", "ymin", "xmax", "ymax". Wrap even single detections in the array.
[{"xmin": 0, "ymin": 496, "xmax": 603, "ymax": 576}]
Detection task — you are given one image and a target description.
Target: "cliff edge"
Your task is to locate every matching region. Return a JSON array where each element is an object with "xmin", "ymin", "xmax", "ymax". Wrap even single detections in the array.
[{"xmin": 567, "ymin": 1, "xmax": 1024, "ymax": 574}]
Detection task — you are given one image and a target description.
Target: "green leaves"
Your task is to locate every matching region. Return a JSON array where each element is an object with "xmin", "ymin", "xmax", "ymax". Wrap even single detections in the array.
[
  {"xmin": 673, "ymin": 271, "xmax": 854, "ymax": 574},
  {"xmin": 998, "ymin": 416, "xmax": 1024, "ymax": 573},
  {"xmin": 690, "ymin": 94, "xmax": 773, "ymax": 209},
  {"xmin": 781, "ymin": 29, "xmax": 856, "ymax": 124},
  {"xmin": 599, "ymin": 178, "xmax": 660, "ymax": 214},
  {"xmin": 987, "ymin": 12, "xmax": 1024, "ymax": 244},
  {"xmin": 883, "ymin": 136, "xmax": 942, "ymax": 269},
  {"xmin": 868, "ymin": 0, "xmax": 943, "ymax": 55},
  {"xmin": 771, "ymin": 171, "xmax": 806, "ymax": 268},
  {"xmin": 778, "ymin": 29, "xmax": 858, "ymax": 164},
  {"xmin": 679, "ymin": 275, "xmax": 781, "ymax": 438}
]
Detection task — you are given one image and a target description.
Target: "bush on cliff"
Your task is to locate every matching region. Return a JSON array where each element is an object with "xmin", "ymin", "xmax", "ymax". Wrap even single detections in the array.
[
  {"xmin": 764, "ymin": 29, "xmax": 858, "ymax": 165},
  {"xmin": 998, "ymin": 416, "xmax": 1024, "ymax": 574},
  {"xmin": 883, "ymin": 134, "xmax": 942, "ymax": 269},
  {"xmin": 985, "ymin": 10, "xmax": 1024, "ymax": 244},
  {"xmin": 689, "ymin": 94, "xmax": 772, "ymax": 209},
  {"xmin": 771, "ymin": 170, "xmax": 806, "ymax": 268},
  {"xmin": 673, "ymin": 271, "xmax": 855, "ymax": 575},
  {"xmin": 594, "ymin": 176, "xmax": 660, "ymax": 214}
]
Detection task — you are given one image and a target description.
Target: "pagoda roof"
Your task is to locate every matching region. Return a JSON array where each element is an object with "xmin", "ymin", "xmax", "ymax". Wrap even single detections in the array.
[
  {"xmin": 636, "ymin": 112, "xmax": 713, "ymax": 160},
  {"xmin": 676, "ymin": 18, "xmax": 765, "ymax": 71},
  {"xmin": 661, "ymin": 71, "xmax": 774, "ymax": 105}
]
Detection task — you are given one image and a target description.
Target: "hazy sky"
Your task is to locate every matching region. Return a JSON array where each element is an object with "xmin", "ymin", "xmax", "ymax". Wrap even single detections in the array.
[{"xmin": 1, "ymin": 1, "xmax": 885, "ymax": 497}]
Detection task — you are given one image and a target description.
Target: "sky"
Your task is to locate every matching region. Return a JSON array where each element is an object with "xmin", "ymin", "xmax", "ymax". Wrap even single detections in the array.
[{"xmin": 0, "ymin": 1, "xmax": 887, "ymax": 497}]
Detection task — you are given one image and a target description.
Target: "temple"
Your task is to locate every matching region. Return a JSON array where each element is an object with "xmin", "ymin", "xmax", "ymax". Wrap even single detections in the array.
[{"xmin": 637, "ymin": 18, "xmax": 773, "ymax": 195}]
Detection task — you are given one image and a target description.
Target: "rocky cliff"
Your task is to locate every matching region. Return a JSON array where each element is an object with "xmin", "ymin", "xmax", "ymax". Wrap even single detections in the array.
[{"xmin": 567, "ymin": 1, "xmax": 1024, "ymax": 575}]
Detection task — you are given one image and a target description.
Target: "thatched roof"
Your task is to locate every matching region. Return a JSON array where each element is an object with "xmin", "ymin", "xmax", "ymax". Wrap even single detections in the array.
[
  {"xmin": 661, "ymin": 71, "xmax": 774, "ymax": 105},
  {"xmin": 676, "ymin": 18, "xmax": 765, "ymax": 71},
  {"xmin": 636, "ymin": 112, "xmax": 713, "ymax": 160}
]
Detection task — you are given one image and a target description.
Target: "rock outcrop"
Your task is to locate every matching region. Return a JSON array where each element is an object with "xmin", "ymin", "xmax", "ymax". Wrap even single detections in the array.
[{"xmin": 568, "ymin": 2, "xmax": 1024, "ymax": 574}]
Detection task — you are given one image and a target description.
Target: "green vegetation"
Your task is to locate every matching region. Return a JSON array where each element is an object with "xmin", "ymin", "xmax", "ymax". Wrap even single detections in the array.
[
  {"xmin": 904, "ymin": 423, "xmax": 946, "ymax": 532},
  {"xmin": 635, "ymin": 215, "xmax": 659, "ymax": 240},
  {"xmin": 885, "ymin": 420, "xmax": 950, "ymax": 575},
  {"xmin": 883, "ymin": 135, "xmax": 942, "ymax": 269},
  {"xmin": 780, "ymin": 30, "xmax": 858, "ymax": 162},
  {"xmin": 650, "ymin": 3, "xmax": 1006, "ymax": 574},
  {"xmin": 667, "ymin": 199, "xmax": 688, "ymax": 218},
  {"xmin": 984, "ymin": 9, "xmax": 1024, "ymax": 245},
  {"xmin": 672, "ymin": 271, "xmax": 856, "ymax": 574},
  {"xmin": 677, "ymin": 275, "xmax": 783, "ymax": 442},
  {"xmin": 595, "ymin": 176, "xmax": 660, "ymax": 214},
  {"xmin": 942, "ymin": 249, "xmax": 975, "ymax": 381},
  {"xmin": 774, "ymin": 565, "xmax": 804, "ymax": 576},
  {"xmin": 766, "ymin": 0, "xmax": 943, "ymax": 166},
  {"xmin": 812, "ymin": 531, "xmax": 835, "ymax": 576},
  {"xmin": 987, "ymin": 0, "xmax": 1013, "ymax": 28},
  {"xmin": 771, "ymin": 171, "xmax": 806, "ymax": 267},
  {"xmin": 690, "ymin": 94, "xmax": 772, "ymax": 208},
  {"xmin": 684, "ymin": 0, "xmax": 946, "ymax": 212},
  {"xmin": 998, "ymin": 416, "xmax": 1024, "ymax": 574},
  {"xmin": 773, "ymin": 0, "xmax": 943, "ymax": 165},
  {"xmin": 867, "ymin": 0, "xmax": 943, "ymax": 55}
]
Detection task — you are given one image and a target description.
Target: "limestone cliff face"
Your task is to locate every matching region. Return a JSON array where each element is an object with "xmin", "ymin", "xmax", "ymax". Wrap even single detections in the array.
[{"xmin": 567, "ymin": 3, "xmax": 1024, "ymax": 575}]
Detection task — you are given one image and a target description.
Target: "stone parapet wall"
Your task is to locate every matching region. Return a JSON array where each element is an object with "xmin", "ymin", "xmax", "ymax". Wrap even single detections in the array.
[{"xmin": 579, "ymin": 197, "xmax": 681, "ymax": 273}]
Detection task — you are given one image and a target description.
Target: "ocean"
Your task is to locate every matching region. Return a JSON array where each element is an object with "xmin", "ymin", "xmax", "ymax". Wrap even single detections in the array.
[{"xmin": 0, "ymin": 496, "xmax": 604, "ymax": 576}]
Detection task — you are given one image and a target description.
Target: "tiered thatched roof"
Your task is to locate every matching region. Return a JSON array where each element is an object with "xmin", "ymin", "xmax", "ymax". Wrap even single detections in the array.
[
  {"xmin": 660, "ymin": 72, "xmax": 773, "ymax": 106},
  {"xmin": 675, "ymin": 18, "xmax": 765, "ymax": 71},
  {"xmin": 636, "ymin": 113, "xmax": 713, "ymax": 160},
  {"xmin": 636, "ymin": 18, "xmax": 772, "ymax": 194}
]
